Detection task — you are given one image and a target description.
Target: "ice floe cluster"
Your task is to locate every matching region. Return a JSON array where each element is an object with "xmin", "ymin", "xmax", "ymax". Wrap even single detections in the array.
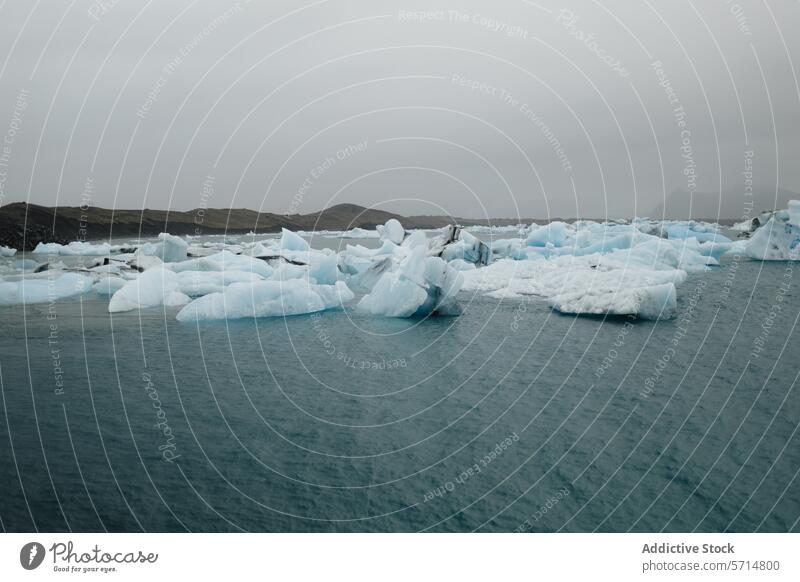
[{"xmin": 2, "ymin": 202, "xmax": 799, "ymax": 321}]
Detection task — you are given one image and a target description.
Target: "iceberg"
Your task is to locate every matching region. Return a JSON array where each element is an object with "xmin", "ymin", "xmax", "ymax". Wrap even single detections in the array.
[
  {"xmin": 0, "ymin": 245, "xmax": 17, "ymax": 257},
  {"xmin": 549, "ymin": 282, "xmax": 677, "ymax": 319},
  {"xmin": 357, "ymin": 245, "xmax": 463, "ymax": 317},
  {"xmin": 664, "ymin": 221, "xmax": 731, "ymax": 243},
  {"xmin": 745, "ymin": 201, "xmax": 800, "ymax": 260},
  {"xmin": 169, "ymin": 250, "xmax": 272, "ymax": 278},
  {"xmin": 431, "ymin": 226, "xmax": 491, "ymax": 266},
  {"xmin": 0, "ymin": 273, "xmax": 93, "ymax": 305},
  {"xmin": 175, "ymin": 270, "xmax": 264, "ymax": 297},
  {"xmin": 137, "ymin": 233, "xmax": 189, "ymax": 263},
  {"xmin": 461, "ymin": 250, "xmax": 688, "ymax": 320},
  {"xmin": 108, "ymin": 267, "xmax": 191, "ymax": 312},
  {"xmin": 32, "ymin": 241, "xmax": 115, "ymax": 256},
  {"xmin": 279, "ymin": 228, "xmax": 310, "ymax": 252},
  {"xmin": 176, "ymin": 279, "xmax": 353, "ymax": 321},
  {"xmin": 527, "ymin": 221, "xmax": 569, "ymax": 247},
  {"xmin": 378, "ymin": 218, "xmax": 405, "ymax": 245},
  {"xmin": 268, "ymin": 248, "xmax": 339, "ymax": 285}
]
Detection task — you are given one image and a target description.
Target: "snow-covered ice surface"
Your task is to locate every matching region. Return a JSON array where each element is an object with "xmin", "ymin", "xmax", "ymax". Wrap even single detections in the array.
[{"xmin": 2, "ymin": 204, "xmax": 798, "ymax": 320}]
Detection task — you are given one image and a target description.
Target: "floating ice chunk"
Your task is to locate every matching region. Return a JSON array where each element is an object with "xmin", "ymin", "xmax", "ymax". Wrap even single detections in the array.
[
  {"xmin": 0, "ymin": 273, "xmax": 93, "ymax": 305},
  {"xmin": 279, "ymin": 228, "xmax": 310, "ymax": 252},
  {"xmin": 169, "ymin": 250, "xmax": 273, "ymax": 278},
  {"xmin": 129, "ymin": 252, "xmax": 164, "ymax": 272},
  {"xmin": 604, "ymin": 237, "xmax": 716, "ymax": 272},
  {"xmin": 0, "ymin": 245, "xmax": 17, "ymax": 256},
  {"xmin": 398, "ymin": 244, "xmax": 427, "ymax": 286},
  {"xmin": 420, "ymin": 256, "xmax": 464, "ymax": 314},
  {"xmin": 550, "ymin": 282, "xmax": 677, "ymax": 319},
  {"xmin": 176, "ymin": 279, "xmax": 353, "ymax": 321},
  {"xmin": 665, "ymin": 221, "xmax": 731, "ymax": 243},
  {"xmin": 157, "ymin": 233, "xmax": 188, "ymax": 262},
  {"xmin": 32, "ymin": 241, "xmax": 114, "ymax": 256},
  {"xmin": 379, "ymin": 219, "xmax": 405, "ymax": 245},
  {"xmin": 357, "ymin": 246, "xmax": 464, "ymax": 317},
  {"xmin": 93, "ymin": 276, "xmax": 127, "ymax": 296},
  {"xmin": 357, "ymin": 270, "xmax": 428, "ymax": 317},
  {"xmin": 273, "ymin": 248, "xmax": 339, "ymax": 284},
  {"xmin": 339, "ymin": 255, "xmax": 394, "ymax": 293},
  {"xmin": 108, "ymin": 267, "xmax": 190, "ymax": 312},
  {"xmin": 306, "ymin": 251, "xmax": 338, "ymax": 284},
  {"xmin": 175, "ymin": 270, "xmax": 264, "ymax": 296},
  {"xmin": 137, "ymin": 233, "xmax": 188, "ymax": 263},
  {"xmin": 527, "ymin": 221, "xmax": 569, "ymax": 247},
  {"xmin": 745, "ymin": 203, "xmax": 800, "ymax": 260},
  {"xmin": 461, "ymin": 255, "xmax": 685, "ymax": 320}
]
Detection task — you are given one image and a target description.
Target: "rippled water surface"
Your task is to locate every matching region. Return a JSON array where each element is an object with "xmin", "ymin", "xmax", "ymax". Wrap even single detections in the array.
[{"xmin": 1, "ymin": 255, "xmax": 798, "ymax": 532}]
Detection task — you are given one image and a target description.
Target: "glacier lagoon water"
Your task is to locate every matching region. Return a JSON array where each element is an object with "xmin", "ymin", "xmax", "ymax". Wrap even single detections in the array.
[{"xmin": 0, "ymin": 251, "xmax": 798, "ymax": 532}]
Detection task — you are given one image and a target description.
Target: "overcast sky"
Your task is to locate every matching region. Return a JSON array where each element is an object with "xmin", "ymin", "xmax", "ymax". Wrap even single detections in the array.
[{"xmin": 0, "ymin": 0, "xmax": 798, "ymax": 219}]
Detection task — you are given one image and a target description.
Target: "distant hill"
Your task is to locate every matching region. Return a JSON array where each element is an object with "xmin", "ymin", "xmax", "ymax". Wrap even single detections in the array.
[
  {"xmin": 0, "ymin": 202, "xmax": 531, "ymax": 251},
  {"xmin": 649, "ymin": 189, "xmax": 798, "ymax": 220}
]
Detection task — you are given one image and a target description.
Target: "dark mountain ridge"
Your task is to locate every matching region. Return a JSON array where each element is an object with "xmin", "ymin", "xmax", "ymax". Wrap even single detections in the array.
[{"xmin": 0, "ymin": 202, "xmax": 529, "ymax": 251}]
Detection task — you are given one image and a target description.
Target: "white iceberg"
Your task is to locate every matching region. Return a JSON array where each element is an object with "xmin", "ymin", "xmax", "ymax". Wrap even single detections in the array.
[
  {"xmin": 432, "ymin": 226, "xmax": 491, "ymax": 266},
  {"xmin": 0, "ymin": 245, "xmax": 17, "ymax": 257},
  {"xmin": 176, "ymin": 279, "xmax": 353, "ymax": 321},
  {"xmin": 549, "ymin": 282, "xmax": 677, "ymax": 319},
  {"xmin": 357, "ymin": 245, "xmax": 463, "ymax": 317},
  {"xmin": 378, "ymin": 218, "xmax": 405, "ymax": 245},
  {"xmin": 32, "ymin": 241, "xmax": 115, "ymax": 256},
  {"xmin": 137, "ymin": 233, "xmax": 188, "ymax": 263},
  {"xmin": 279, "ymin": 228, "xmax": 310, "ymax": 252},
  {"xmin": 169, "ymin": 250, "xmax": 272, "ymax": 278},
  {"xmin": 175, "ymin": 270, "xmax": 264, "ymax": 296},
  {"xmin": 746, "ymin": 201, "xmax": 800, "ymax": 260},
  {"xmin": 0, "ymin": 273, "xmax": 93, "ymax": 305},
  {"xmin": 108, "ymin": 267, "xmax": 191, "ymax": 312},
  {"xmin": 527, "ymin": 221, "xmax": 569, "ymax": 247},
  {"xmin": 461, "ymin": 246, "xmax": 688, "ymax": 320},
  {"xmin": 664, "ymin": 221, "xmax": 730, "ymax": 243}
]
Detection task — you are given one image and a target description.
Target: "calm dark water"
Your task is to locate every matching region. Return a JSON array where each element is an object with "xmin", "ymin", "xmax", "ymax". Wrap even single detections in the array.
[{"xmin": 0, "ymin": 257, "xmax": 798, "ymax": 532}]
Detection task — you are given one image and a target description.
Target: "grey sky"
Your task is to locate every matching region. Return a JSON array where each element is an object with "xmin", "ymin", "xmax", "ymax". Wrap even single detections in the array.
[{"xmin": 0, "ymin": 0, "xmax": 798, "ymax": 219}]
